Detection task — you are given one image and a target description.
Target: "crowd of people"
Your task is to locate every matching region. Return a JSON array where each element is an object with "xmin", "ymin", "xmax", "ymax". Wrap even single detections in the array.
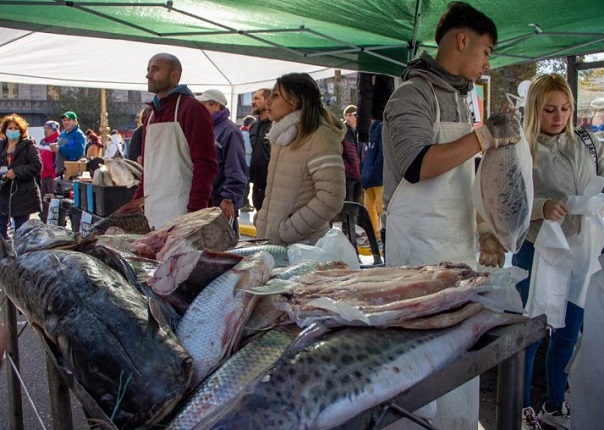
[{"xmin": 0, "ymin": 1, "xmax": 602, "ymax": 428}]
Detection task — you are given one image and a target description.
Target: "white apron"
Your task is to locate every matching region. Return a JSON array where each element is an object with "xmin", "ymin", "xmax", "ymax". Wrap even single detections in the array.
[
  {"xmin": 143, "ymin": 95, "xmax": 193, "ymax": 229},
  {"xmin": 384, "ymin": 87, "xmax": 478, "ymax": 430},
  {"xmin": 385, "ymin": 89, "xmax": 476, "ymax": 268}
]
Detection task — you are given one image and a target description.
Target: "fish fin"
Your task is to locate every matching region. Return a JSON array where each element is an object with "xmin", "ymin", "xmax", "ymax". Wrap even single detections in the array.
[
  {"xmin": 284, "ymin": 321, "xmax": 332, "ymax": 356},
  {"xmin": 306, "ymin": 297, "xmax": 370, "ymax": 325},
  {"xmin": 112, "ymin": 197, "xmax": 145, "ymax": 216},
  {"xmin": 147, "ymin": 297, "xmax": 171, "ymax": 335},
  {"xmin": 243, "ymin": 278, "xmax": 295, "ymax": 295}
]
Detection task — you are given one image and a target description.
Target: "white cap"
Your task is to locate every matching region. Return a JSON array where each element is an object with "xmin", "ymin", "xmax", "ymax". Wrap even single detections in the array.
[{"xmin": 197, "ymin": 89, "xmax": 228, "ymax": 106}]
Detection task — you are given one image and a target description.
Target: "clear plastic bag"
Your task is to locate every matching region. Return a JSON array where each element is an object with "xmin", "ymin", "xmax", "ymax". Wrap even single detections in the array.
[
  {"xmin": 472, "ymin": 130, "xmax": 533, "ymax": 253},
  {"xmin": 287, "ymin": 227, "xmax": 360, "ymax": 269}
]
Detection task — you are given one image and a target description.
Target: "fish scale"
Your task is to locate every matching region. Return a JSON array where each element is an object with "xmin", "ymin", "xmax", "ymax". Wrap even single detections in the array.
[
  {"xmin": 204, "ymin": 309, "xmax": 526, "ymax": 430},
  {"xmin": 167, "ymin": 325, "xmax": 300, "ymax": 430},
  {"xmin": 479, "ymin": 144, "xmax": 530, "ymax": 253},
  {"xmin": 176, "ymin": 251, "xmax": 275, "ymax": 388}
]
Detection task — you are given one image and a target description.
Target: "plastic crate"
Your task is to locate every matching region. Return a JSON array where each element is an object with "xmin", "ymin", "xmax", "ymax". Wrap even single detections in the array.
[
  {"xmin": 72, "ymin": 181, "xmax": 89, "ymax": 212},
  {"xmin": 90, "ymin": 184, "xmax": 137, "ymax": 217}
]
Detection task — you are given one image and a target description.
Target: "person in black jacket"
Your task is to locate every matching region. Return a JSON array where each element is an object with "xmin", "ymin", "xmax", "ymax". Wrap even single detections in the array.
[
  {"xmin": 248, "ymin": 88, "xmax": 272, "ymax": 211},
  {"xmin": 127, "ymin": 107, "xmax": 150, "ymax": 164},
  {"xmin": 0, "ymin": 113, "xmax": 42, "ymax": 239}
]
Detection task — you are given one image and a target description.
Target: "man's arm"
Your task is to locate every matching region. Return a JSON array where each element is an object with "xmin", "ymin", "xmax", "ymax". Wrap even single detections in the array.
[
  {"xmin": 182, "ymin": 99, "xmax": 218, "ymax": 211},
  {"xmin": 420, "ymin": 133, "xmax": 481, "ymax": 180}
]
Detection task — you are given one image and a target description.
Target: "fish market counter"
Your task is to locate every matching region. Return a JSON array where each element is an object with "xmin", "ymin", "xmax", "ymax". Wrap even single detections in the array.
[{"xmin": 336, "ymin": 314, "xmax": 547, "ymax": 430}]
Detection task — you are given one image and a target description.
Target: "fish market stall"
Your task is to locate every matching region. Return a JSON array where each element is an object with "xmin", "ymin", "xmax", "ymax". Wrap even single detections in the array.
[{"xmin": 0, "ymin": 209, "xmax": 546, "ymax": 430}]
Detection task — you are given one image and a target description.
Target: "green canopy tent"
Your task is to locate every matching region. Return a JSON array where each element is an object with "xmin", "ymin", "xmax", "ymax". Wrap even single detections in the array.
[{"xmin": 0, "ymin": 0, "xmax": 602, "ymax": 80}]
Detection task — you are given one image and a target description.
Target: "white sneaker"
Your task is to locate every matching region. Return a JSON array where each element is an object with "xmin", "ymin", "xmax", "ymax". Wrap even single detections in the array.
[
  {"xmin": 538, "ymin": 401, "xmax": 570, "ymax": 430},
  {"xmin": 522, "ymin": 407, "xmax": 542, "ymax": 430}
]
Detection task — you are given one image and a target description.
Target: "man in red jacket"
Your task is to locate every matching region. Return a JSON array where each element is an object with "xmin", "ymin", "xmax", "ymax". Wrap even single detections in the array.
[{"xmin": 134, "ymin": 53, "xmax": 218, "ymax": 228}]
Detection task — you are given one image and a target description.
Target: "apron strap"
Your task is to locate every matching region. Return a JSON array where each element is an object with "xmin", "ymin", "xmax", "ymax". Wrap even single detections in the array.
[
  {"xmin": 146, "ymin": 94, "xmax": 182, "ymax": 126},
  {"xmin": 575, "ymin": 127, "xmax": 599, "ymax": 175}
]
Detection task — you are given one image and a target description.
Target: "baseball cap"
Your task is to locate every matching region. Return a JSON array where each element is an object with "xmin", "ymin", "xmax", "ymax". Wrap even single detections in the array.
[
  {"xmin": 61, "ymin": 111, "xmax": 77, "ymax": 120},
  {"xmin": 197, "ymin": 89, "xmax": 228, "ymax": 106}
]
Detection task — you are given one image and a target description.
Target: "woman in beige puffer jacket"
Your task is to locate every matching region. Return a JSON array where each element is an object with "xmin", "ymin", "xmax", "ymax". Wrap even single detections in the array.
[{"xmin": 255, "ymin": 73, "xmax": 346, "ymax": 245}]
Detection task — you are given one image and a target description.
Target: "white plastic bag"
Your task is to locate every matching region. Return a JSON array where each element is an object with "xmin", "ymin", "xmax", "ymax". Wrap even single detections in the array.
[
  {"xmin": 287, "ymin": 227, "xmax": 360, "ymax": 269},
  {"xmin": 526, "ymin": 220, "xmax": 572, "ymax": 328},
  {"xmin": 472, "ymin": 129, "xmax": 533, "ymax": 253}
]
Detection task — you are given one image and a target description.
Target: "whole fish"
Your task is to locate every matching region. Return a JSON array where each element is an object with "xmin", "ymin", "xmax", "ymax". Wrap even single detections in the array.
[
  {"xmin": 226, "ymin": 244, "xmax": 289, "ymax": 267},
  {"xmin": 478, "ymin": 145, "xmax": 530, "ymax": 253},
  {"xmin": 104, "ymin": 158, "xmax": 139, "ymax": 187},
  {"xmin": 0, "ymin": 244, "xmax": 192, "ymax": 429},
  {"xmin": 150, "ymin": 249, "xmax": 244, "ymax": 314},
  {"xmin": 202, "ymin": 309, "xmax": 527, "ymax": 430},
  {"xmin": 12, "ymin": 218, "xmax": 80, "ymax": 254},
  {"xmin": 176, "ymin": 251, "xmax": 275, "ymax": 388},
  {"xmin": 167, "ymin": 325, "xmax": 300, "ymax": 430}
]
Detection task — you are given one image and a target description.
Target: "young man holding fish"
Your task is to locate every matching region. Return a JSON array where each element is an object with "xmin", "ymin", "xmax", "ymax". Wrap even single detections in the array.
[
  {"xmin": 382, "ymin": 2, "xmax": 521, "ymax": 428},
  {"xmin": 133, "ymin": 53, "xmax": 218, "ymax": 229}
]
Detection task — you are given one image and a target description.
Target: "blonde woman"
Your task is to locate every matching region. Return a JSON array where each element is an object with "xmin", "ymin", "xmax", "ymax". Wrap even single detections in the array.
[
  {"xmin": 514, "ymin": 73, "xmax": 604, "ymax": 430},
  {"xmin": 255, "ymin": 73, "xmax": 345, "ymax": 245}
]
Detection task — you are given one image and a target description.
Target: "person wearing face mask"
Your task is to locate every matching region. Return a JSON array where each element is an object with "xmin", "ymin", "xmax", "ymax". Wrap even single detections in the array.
[
  {"xmin": 513, "ymin": 73, "xmax": 604, "ymax": 430},
  {"xmin": 255, "ymin": 72, "xmax": 345, "ymax": 246},
  {"xmin": 0, "ymin": 114, "xmax": 42, "ymax": 240}
]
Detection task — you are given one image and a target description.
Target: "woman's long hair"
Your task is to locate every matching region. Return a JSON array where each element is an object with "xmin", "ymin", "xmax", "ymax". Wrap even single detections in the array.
[
  {"xmin": 276, "ymin": 73, "xmax": 338, "ymax": 149},
  {"xmin": 0, "ymin": 113, "xmax": 29, "ymax": 140},
  {"xmin": 523, "ymin": 73, "xmax": 575, "ymax": 158}
]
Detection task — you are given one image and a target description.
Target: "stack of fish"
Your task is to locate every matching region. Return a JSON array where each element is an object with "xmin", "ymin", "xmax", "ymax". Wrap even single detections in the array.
[
  {"xmin": 0, "ymin": 209, "xmax": 529, "ymax": 430},
  {"xmin": 92, "ymin": 158, "xmax": 143, "ymax": 187}
]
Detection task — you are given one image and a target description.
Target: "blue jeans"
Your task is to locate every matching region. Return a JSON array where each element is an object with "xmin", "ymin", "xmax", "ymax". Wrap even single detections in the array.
[{"xmin": 513, "ymin": 240, "xmax": 585, "ymax": 408}]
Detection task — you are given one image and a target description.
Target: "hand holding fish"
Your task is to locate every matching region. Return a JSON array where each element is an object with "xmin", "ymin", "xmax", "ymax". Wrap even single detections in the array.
[
  {"xmin": 474, "ymin": 113, "xmax": 521, "ymax": 152},
  {"xmin": 543, "ymin": 199, "xmax": 569, "ymax": 221},
  {"xmin": 478, "ymin": 223, "xmax": 506, "ymax": 267}
]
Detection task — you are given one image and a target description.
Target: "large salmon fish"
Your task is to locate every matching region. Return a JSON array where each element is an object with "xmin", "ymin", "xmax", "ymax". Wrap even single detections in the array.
[{"xmin": 0, "ymin": 244, "xmax": 192, "ymax": 429}]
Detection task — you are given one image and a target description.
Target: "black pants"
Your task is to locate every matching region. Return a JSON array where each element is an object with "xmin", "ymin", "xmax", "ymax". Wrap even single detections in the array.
[{"xmin": 252, "ymin": 185, "xmax": 265, "ymax": 211}]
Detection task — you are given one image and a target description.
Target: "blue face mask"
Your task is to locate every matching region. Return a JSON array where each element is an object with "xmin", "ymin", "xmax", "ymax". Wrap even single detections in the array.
[{"xmin": 5, "ymin": 130, "xmax": 20, "ymax": 140}]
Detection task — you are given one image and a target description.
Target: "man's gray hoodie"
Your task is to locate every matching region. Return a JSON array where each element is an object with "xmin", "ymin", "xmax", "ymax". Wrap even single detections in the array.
[{"xmin": 382, "ymin": 52, "xmax": 474, "ymax": 210}]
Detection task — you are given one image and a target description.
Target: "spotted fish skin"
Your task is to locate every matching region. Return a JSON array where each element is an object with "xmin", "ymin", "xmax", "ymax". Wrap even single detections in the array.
[
  {"xmin": 480, "ymin": 145, "xmax": 530, "ymax": 253},
  {"xmin": 203, "ymin": 310, "xmax": 526, "ymax": 430},
  {"xmin": 167, "ymin": 325, "xmax": 300, "ymax": 430}
]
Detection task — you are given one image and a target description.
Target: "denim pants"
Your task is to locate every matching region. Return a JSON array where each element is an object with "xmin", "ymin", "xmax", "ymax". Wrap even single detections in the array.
[{"xmin": 513, "ymin": 240, "xmax": 585, "ymax": 408}]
